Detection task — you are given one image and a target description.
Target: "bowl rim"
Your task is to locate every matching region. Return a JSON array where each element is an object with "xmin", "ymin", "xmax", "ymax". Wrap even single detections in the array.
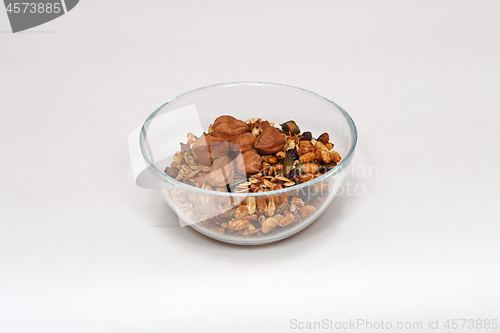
[{"xmin": 140, "ymin": 81, "xmax": 358, "ymax": 197}]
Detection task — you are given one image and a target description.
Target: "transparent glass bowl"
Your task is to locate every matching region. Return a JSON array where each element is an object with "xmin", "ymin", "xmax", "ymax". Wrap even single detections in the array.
[{"xmin": 140, "ymin": 82, "xmax": 357, "ymax": 245}]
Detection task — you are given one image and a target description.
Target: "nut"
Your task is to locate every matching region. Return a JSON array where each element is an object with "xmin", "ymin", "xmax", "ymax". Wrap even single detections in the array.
[
  {"xmin": 284, "ymin": 138, "xmax": 295, "ymax": 151},
  {"xmin": 233, "ymin": 205, "xmax": 248, "ymax": 219},
  {"xmin": 300, "ymin": 205, "xmax": 317, "ymax": 219},
  {"xmin": 289, "ymin": 198, "xmax": 305, "ymax": 213},
  {"xmin": 245, "ymin": 117, "xmax": 261, "ymax": 124},
  {"xmin": 205, "ymin": 156, "xmax": 235, "ymax": 187},
  {"xmin": 267, "ymin": 196, "xmax": 276, "ymax": 216},
  {"xmin": 192, "ymin": 134, "xmax": 229, "ymax": 165},
  {"xmin": 299, "ymin": 140, "xmax": 311, "ymax": 148},
  {"xmin": 186, "ymin": 133, "xmax": 197, "ymax": 145},
  {"xmin": 256, "ymin": 196, "xmax": 268, "ymax": 216},
  {"xmin": 250, "ymin": 123, "xmax": 263, "ymax": 136},
  {"xmin": 262, "ymin": 155, "xmax": 278, "ymax": 164},
  {"xmin": 299, "ymin": 174, "xmax": 314, "ymax": 182},
  {"xmin": 212, "ymin": 115, "xmax": 249, "ymax": 141},
  {"xmin": 299, "ymin": 152, "xmax": 317, "ymax": 163},
  {"xmin": 236, "ymin": 151, "xmax": 262, "ymax": 175},
  {"xmin": 245, "ymin": 197, "xmax": 256, "ymax": 214},
  {"xmin": 314, "ymin": 141, "xmax": 331, "ymax": 163},
  {"xmin": 254, "ymin": 127, "xmax": 285, "ymax": 154},
  {"xmin": 278, "ymin": 211, "xmax": 296, "ymax": 227},
  {"xmin": 276, "ymin": 151, "xmax": 286, "ymax": 159},
  {"xmin": 238, "ymin": 223, "xmax": 260, "ymax": 236},
  {"xmin": 301, "ymin": 163, "xmax": 319, "ymax": 174},
  {"xmin": 317, "ymin": 133, "xmax": 329, "ymax": 144},
  {"xmin": 261, "ymin": 216, "xmax": 280, "ymax": 233},
  {"xmin": 228, "ymin": 219, "xmax": 251, "ymax": 231},
  {"xmin": 231, "ymin": 132, "xmax": 256, "ymax": 154},
  {"xmin": 330, "ymin": 151, "xmax": 342, "ymax": 163}
]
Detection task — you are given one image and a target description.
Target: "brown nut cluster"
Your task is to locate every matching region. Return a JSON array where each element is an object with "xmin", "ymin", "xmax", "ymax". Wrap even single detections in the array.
[{"xmin": 164, "ymin": 116, "xmax": 342, "ymax": 238}]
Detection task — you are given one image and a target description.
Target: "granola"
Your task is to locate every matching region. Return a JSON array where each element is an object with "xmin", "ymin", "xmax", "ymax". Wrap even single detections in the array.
[{"xmin": 164, "ymin": 115, "xmax": 342, "ymax": 237}]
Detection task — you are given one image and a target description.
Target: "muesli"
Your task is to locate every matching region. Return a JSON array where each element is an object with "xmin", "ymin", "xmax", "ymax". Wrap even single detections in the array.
[{"xmin": 164, "ymin": 115, "xmax": 342, "ymax": 237}]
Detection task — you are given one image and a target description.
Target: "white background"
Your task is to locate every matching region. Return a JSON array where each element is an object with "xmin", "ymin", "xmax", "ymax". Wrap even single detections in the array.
[{"xmin": 1, "ymin": 1, "xmax": 499, "ymax": 332}]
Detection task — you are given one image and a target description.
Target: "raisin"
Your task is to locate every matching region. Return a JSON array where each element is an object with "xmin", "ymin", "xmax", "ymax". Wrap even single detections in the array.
[
  {"xmin": 299, "ymin": 131, "xmax": 312, "ymax": 141},
  {"xmin": 287, "ymin": 148, "xmax": 300, "ymax": 161}
]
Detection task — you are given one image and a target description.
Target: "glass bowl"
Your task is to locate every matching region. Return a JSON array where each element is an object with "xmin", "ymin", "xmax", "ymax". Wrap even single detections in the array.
[{"xmin": 140, "ymin": 82, "xmax": 357, "ymax": 245}]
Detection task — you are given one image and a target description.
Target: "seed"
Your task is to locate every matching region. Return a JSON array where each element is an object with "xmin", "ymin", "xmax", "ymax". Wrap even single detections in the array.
[{"xmin": 283, "ymin": 152, "xmax": 294, "ymax": 175}]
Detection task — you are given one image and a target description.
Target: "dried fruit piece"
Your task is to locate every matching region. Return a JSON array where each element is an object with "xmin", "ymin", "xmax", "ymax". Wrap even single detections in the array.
[
  {"xmin": 254, "ymin": 127, "xmax": 285, "ymax": 154},
  {"xmin": 285, "ymin": 168, "xmax": 301, "ymax": 182},
  {"xmin": 287, "ymin": 148, "xmax": 299, "ymax": 161},
  {"xmin": 299, "ymin": 131, "xmax": 312, "ymax": 141},
  {"xmin": 317, "ymin": 132, "xmax": 330, "ymax": 144},
  {"xmin": 280, "ymin": 120, "xmax": 301, "ymax": 135}
]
